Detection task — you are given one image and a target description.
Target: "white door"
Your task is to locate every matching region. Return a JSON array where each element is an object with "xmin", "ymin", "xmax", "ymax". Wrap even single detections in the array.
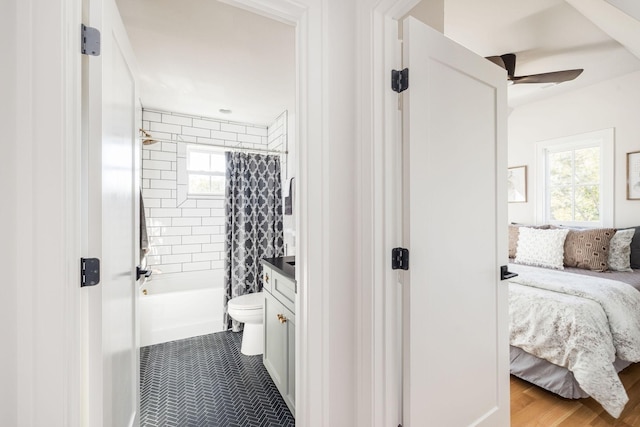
[
  {"xmin": 84, "ymin": 0, "xmax": 140, "ymax": 425},
  {"xmin": 401, "ymin": 17, "xmax": 509, "ymax": 427}
]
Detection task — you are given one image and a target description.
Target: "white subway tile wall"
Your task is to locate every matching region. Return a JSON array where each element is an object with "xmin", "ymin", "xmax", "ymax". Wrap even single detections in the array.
[
  {"xmin": 267, "ymin": 111, "xmax": 288, "ymax": 178},
  {"xmin": 267, "ymin": 111, "xmax": 295, "ymax": 255},
  {"xmin": 142, "ymin": 109, "xmax": 285, "ymax": 274}
]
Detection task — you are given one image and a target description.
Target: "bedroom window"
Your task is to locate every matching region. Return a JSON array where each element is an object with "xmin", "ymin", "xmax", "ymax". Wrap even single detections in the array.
[
  {"xmin": 537, "ymin": 129, "xmax": 614, "ymax": 227},
  {"xmin": 186, "ymin": 145, "xmax": 226, "ymax": 196}
]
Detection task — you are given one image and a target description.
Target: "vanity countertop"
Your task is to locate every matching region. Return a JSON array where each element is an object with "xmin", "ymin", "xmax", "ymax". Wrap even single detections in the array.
[{"xmin": 262, "ymin": 256, "xmax": 295, "ymax": 282}]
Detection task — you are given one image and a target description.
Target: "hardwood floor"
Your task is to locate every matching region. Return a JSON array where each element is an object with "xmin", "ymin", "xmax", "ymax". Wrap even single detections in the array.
[{"xmin": 511, "ymin": 363, "xmax": 640, "ymax": 426}]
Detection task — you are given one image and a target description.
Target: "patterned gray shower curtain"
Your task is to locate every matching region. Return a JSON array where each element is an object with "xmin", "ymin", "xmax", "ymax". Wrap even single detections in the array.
[{"xmin": 223, "ymin": 152, "xmax": 284, "ymax": 332}]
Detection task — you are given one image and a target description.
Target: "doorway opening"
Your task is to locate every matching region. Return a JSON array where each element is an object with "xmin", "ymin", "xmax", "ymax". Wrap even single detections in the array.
[{"xmin": 116, "ymin": 0, "xmax": 297, "ymax": 423}]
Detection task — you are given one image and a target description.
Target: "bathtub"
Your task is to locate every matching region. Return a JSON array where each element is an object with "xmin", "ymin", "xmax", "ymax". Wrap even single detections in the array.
[{"xmin": 139, "ymin": 270, "xmax": 225, "ymax": 347}]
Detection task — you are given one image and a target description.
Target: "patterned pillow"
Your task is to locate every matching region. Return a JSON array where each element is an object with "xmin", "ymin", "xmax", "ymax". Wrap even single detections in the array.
[
  {"xmin": 563, "ymin": 228, "xmax": 616, "ymax": 272},
  {"xmin": 515, "ymin": 227, "xmax": 570, "ymax": 270},
  {"xmin": 508, "ymin": 224, "xmax": 550, "ymax": 258},
  {"xmin": 608, "ymin": 229, "xmax": 635, "ymax": 272}
]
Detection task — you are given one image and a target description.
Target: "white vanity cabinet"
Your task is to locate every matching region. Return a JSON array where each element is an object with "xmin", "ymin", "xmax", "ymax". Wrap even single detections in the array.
[{"xmin": 262, "ymin": 260, "xmax": 296, "ymax": 416}]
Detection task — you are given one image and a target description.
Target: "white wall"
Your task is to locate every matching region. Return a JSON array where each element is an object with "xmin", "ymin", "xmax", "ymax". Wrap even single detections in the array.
[
  {"xmin": 404, "ymin": 0, "xmax": 444, "ymax": 32},
  {"xmin": 0, "ymin": 1, "xmax": 18, "ymax": 425},
  {"xmin": 508, "ymin": 70, "xmax": 640, "ymax": 228},
  {"xmin": 142, "ymin": 109, "xmax": 289, "ymax": 274},
  {"xmin": 2, "ymin": 0, "xmax": 83, "ymax": 426}
]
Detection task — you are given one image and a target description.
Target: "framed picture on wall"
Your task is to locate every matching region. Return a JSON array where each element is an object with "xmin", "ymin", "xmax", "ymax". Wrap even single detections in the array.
[
  {"xmin": 508, "ymin": 165, "xmax": 527, "ymax": 203},
  {"xmin": 627, "ymin": 151, "xmax": 640, "ymax": 200}
]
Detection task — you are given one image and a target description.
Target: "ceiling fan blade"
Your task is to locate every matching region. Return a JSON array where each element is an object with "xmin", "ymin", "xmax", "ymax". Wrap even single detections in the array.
[
  {"xmin": 510, "ymin": 69, "xmax": 584, "ymax": 84},
  {"xmin": 500, "ymin": 53, "xmax": 516, "ymax": 78},
  {"xmin": 486, "ymin": 56, "xmax": 505, "ymax": 69}
]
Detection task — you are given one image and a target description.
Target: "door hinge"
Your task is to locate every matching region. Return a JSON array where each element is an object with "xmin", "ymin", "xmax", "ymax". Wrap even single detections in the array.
[
  {"xmin": 81, "ymin": 258, "xmax": 101, "ymax": 287},
  {"xmin": 136, "ymin": 265, "xmax": 152, "ymax": 281},
  {"xmin": 500, "ymin": 265, "xmax": 518, "ymax": 281},
  {"xmin": 391, "ymin": 68, "xmax": 409, "ymax": 93},
  {"xmin": 81, "ymin": 24, "xmax": 101, "ymax": 56},
  {"xmin": 391, "ymin": 247, "xmax": 409, "ymax": 270}
]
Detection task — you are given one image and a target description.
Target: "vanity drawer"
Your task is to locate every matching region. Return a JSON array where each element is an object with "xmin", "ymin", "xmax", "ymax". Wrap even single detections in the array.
[{"xmin": 271, "ymin": 269, "xmax": 295, "ymax": 313}]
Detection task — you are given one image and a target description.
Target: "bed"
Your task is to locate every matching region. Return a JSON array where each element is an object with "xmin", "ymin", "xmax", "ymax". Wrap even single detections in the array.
[{"xmin": 508, "ymin": 225, "xmax": 640, "ymax": 418}]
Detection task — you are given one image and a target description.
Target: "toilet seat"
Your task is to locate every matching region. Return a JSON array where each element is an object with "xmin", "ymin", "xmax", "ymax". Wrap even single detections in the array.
[{"xmin": 228, "ymin": 292, "xmax": 263, "ymax": 310}]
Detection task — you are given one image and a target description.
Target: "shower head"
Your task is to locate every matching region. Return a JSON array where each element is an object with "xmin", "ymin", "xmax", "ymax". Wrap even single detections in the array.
[{"xmin": 140, "ymin": 129, "xmax": 158, "ymax": 145}]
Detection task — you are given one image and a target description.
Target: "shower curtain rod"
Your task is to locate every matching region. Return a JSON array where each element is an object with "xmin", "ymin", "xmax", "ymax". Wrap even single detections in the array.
[{"xmin": 138, "ymin": 133, "xmax": 288, "ymax": 155}]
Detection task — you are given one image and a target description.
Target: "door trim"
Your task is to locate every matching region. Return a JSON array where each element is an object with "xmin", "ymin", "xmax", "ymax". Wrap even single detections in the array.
[{"xmin": 354, "ymin": 1, "xmax": 423, "ymax": 426}]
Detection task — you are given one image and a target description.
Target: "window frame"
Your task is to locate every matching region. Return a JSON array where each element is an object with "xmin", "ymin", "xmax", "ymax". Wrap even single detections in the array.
[
  {"xmin": 535, "ymin": 128, "xmax": 614, "ymax": 228},
  {"xmin": 185, "ymin": 144, "xmax": 227, "ymax": 198}
]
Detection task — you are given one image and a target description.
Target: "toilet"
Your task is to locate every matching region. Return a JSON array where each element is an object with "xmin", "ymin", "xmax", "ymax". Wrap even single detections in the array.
[{"xmin": 227, "ymin": 292, "xmax": 264, "ymax": 356}]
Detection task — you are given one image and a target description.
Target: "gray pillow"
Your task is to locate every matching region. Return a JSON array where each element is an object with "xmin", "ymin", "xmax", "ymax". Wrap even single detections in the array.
[{"xmin": 625, "ymin": 226, "xmax": 640, "ymax": 269}]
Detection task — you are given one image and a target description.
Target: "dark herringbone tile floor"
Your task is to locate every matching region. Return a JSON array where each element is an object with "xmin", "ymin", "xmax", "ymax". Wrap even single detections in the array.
[{"xmin": 140, "ymin": 331, "xmax": 295, "ymax": 427}]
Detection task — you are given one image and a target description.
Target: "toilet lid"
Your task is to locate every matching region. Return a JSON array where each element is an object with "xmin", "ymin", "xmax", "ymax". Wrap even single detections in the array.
[{"xmin": 228, "ymin": 292, "xmax": 263, "ymax": 310}]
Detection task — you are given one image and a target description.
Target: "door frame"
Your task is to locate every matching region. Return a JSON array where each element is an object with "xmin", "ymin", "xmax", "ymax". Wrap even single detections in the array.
[{"xmin": 354, "ymin": 1, "xmax": 424, "ymax": 426}]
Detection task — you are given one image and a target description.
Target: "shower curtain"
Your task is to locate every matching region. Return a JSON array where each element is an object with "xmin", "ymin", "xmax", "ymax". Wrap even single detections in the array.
[{"xmin": 223, "ymin": 152, "xmax": 284, "ymax": 332}]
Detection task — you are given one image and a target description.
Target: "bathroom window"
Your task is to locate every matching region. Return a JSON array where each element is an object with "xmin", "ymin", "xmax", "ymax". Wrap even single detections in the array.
[{"xmin": 186, "ymin": 145, "xmax": 226, "ymax": 196}]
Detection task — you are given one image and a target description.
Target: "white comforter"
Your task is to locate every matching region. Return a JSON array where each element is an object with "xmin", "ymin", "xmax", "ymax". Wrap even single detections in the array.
[{"xmin": 508, "ymin": 264, "xmax": 640, "ymax": 418}]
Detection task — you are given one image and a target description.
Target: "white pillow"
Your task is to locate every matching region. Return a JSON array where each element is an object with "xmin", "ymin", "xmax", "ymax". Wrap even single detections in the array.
[
  {"xmin": 515, "ymin": 227, "xmax": 570, "ymax": 270},
  {"xmin": 608, "ymin": 229, "xmax": 635, "ymax": 272}
]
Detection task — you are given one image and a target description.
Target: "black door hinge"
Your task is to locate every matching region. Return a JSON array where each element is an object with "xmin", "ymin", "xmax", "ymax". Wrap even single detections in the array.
[
  {"xmin": 391, "ymin": 68, "xmax": 409, "ymax": 93},
  {"xmin": 391, "ymin": 247, "xmax": 409, "ymax": 270},
  {"xmin": 500, "ymin": 265, "xmax": 518, "ymax": 281},
  {"xmin": 137, "ymin": 265, "xmax": 152, "ymax": 281},
  {"xmin": 81, "ymin": 24, "xmax": 101, "ymax": 56},
  {"xmin": 81, "ymin": 258, "xmax": 101, "ymax": 287}
]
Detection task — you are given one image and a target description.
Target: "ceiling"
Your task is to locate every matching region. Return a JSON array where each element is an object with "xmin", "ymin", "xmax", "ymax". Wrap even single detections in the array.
[
  {"xmin": 116, "ymin": 0, "xmax": 295, "ymax": 126},
  {"xmin": 116, "ymin": 0, "xmax": 640, "ymax": 122},
  {"xmin": 443, "ymin": 0, "xmax": 640, "ymax": 107}
]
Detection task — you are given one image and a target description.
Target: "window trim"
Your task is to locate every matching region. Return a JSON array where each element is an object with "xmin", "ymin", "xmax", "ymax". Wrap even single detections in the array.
[{"xmin": 535, "ymin": 128, "xmax": 614, "ymax": 228}]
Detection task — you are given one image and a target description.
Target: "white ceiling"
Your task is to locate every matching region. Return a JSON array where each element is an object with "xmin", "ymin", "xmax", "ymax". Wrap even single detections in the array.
[
  {"xmin": 116, "ymin": 0, "xmax": 640, "ymax": 121},
  {"xmin": 116, "ymin": 0, "xmax": 295, "ymax": 126}
]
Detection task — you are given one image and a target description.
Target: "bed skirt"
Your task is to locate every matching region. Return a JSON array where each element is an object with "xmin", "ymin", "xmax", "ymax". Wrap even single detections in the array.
[{"xmin": 510, "ymin": 346, "xmax": 631, "ymax": 399}]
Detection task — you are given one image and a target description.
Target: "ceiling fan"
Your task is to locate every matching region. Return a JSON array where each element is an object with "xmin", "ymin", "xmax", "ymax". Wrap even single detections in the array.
[{"xmin": 486, "ymin": 53, "xmax": 583, "ymax": 85}]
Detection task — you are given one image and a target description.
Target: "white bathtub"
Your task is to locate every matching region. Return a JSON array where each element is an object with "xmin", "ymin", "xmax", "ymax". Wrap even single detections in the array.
[{"xmin": 139, "ymin": 270, "xmax": 225, "ymax": 347}]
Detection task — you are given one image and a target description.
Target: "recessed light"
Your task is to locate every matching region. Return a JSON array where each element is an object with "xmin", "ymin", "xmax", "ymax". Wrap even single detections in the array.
[{"xmin": 219, "ymin": 108, "xmax": 232, "ymax": 114}]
